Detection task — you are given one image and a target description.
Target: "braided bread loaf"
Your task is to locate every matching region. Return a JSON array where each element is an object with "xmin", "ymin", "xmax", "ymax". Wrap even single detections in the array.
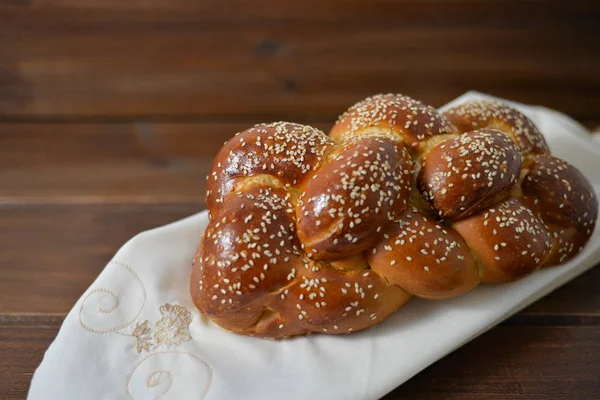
[{"xmin": 191, "ymin": 94, "xmax": 597, "ymax": 338}]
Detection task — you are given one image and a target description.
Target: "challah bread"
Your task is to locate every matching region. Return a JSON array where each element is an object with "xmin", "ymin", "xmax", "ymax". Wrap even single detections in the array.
[{"xmin": 191, "ymin": 94, "xmax": 597, "ymax": 338}]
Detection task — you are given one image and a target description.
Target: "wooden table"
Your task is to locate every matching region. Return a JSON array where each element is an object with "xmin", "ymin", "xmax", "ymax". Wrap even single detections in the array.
[{"xmin": 1, "ymin": 1, "xmax": 599, "ymax": 399}]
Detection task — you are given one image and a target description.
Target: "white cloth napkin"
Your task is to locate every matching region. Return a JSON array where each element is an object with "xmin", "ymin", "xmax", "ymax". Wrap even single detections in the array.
[{"xmin": 28, "ymin": 92, "xmax": 600, "ymax": 400}]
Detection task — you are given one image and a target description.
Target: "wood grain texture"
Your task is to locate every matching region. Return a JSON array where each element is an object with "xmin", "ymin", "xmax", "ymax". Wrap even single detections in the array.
[
  {"xmin": 385, "ymin": 326, "xmax": 600, "ymax": 399},
  {"xmin": 0, "ymin": 324, "xmax": 59, "ymax": 399},
  {"xmin": 0, "ymin": 204, "xmax": 199, "ymax": 313},
  {"xmin": 0, "ymin": 122, "xmax": 214, "ymax": 204},
  {"xmin": 1, "ymin": 1, "xmax": 599, "ymax": 120}
]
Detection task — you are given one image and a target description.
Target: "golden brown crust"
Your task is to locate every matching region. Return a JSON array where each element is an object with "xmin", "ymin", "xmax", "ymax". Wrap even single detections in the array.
[
  {"xmin": 367, "ymin": 207, "xmax": 479, "ymax": 299},
  {"xmin": 269, "ymin": 267, "xmax": 411, "ymax": 335},
  {"xmin": 297, "ymin": 136, "xmax": 412, "ymax": 259},
  {"xmin": 418, "ymin": 129, "xmax": 522, "ymax": 220},
  {"xmin": 452, "ymin": 198, "xmax": 552, "ymax": 283},
  {"xmin": 206, "ymin": 122, "xmax": 333, "ymax": 219},
  {"xmin": 192, "ymin": 95, "xmax": 597, "ymax": 339},
  {"xmin": 194, "ymin": 186, "xmax": 302, "ymax": 317},
  {"xmin": 521, "ymin": 154, "xmax": 598, "ymax": 265},
  {"xmin": 191, "ymin": 188, "xmax": 411, "ymax": 337},
  {"xmin": 330, "ymin": 93, "xmax": 457, "ymax": 150},
  {"xmin": 443, "ymin": 100, "xmax": 549, "ymax": 155}
]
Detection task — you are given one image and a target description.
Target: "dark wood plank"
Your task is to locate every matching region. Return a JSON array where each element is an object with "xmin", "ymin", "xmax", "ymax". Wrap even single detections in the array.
[
  {"xmin": 0, "ymin": 324, "xmax": 59, "ymax": 399},
  {"xmin": 0, "ymin": 204, "xmax": 199, "ymax": 314},
  {"xmin": 0, "ymin": 122, "xmax": 221, "ymax": 204},
  {"xmin": 1, "ymin": 1, "xmax": 598, "ymax": 120},
  {"xmin": 1, "ymin": 323, "xmax": 597, "ymax": 399},
  {"xmin": 385, "ymin": 326, "xmax": 600, "ymax": 399},
  {"xmin": 520, "ymin": 266, "xmax": 600, "ymax": 318},
  {"xmin": 3, "ymin": 0, "xmax": 599, "ymax": 23}
]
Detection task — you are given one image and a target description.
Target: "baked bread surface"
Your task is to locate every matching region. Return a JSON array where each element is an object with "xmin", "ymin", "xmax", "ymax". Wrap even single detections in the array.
[{"xmin": 191, "ymin": 94, "xmax": 598, "ymax": 338}]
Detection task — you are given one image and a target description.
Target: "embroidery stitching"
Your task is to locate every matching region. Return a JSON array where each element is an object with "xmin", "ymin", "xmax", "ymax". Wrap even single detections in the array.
[
  {"xmin": 130, "ymin": 304, "xmax": 193, "ymax": 353},
  {"xmin": 132, "ymin": 320, "xmax": 152, "ymax": 353},
  {"xmin": 97, "ymin": 289, "xmax": 120, "ymax": 314},
  {"xmin": 154, "ymin": 304, "xmax": 193, "ymax": 347},
  {"xmin": 77, "ymin": 259, "xmax": 215, "ymax": 398},
  {"xmin": 126, "ymin": 351, "xmax": 214, "ymax": 400},
  {"xmin": 79, "ymin": 260, "xmax": 147, "ymax": 334}
]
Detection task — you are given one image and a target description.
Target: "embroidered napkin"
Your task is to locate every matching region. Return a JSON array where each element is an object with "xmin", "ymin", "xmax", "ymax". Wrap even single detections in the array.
[{"xmin": 28, "ymin": 92, "xmax": 600, "ymax": 400}]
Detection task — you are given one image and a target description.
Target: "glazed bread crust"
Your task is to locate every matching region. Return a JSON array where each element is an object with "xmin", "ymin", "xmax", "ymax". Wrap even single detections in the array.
[{"xmin": 191, "ymin": 94, "xmax": 597, "ymax": 338}]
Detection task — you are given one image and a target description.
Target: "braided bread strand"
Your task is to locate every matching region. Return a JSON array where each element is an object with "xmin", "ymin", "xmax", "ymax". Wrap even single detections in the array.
[{"xmin": 191, "ymin": 94, "xmax": 597, "ymax": 338}]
